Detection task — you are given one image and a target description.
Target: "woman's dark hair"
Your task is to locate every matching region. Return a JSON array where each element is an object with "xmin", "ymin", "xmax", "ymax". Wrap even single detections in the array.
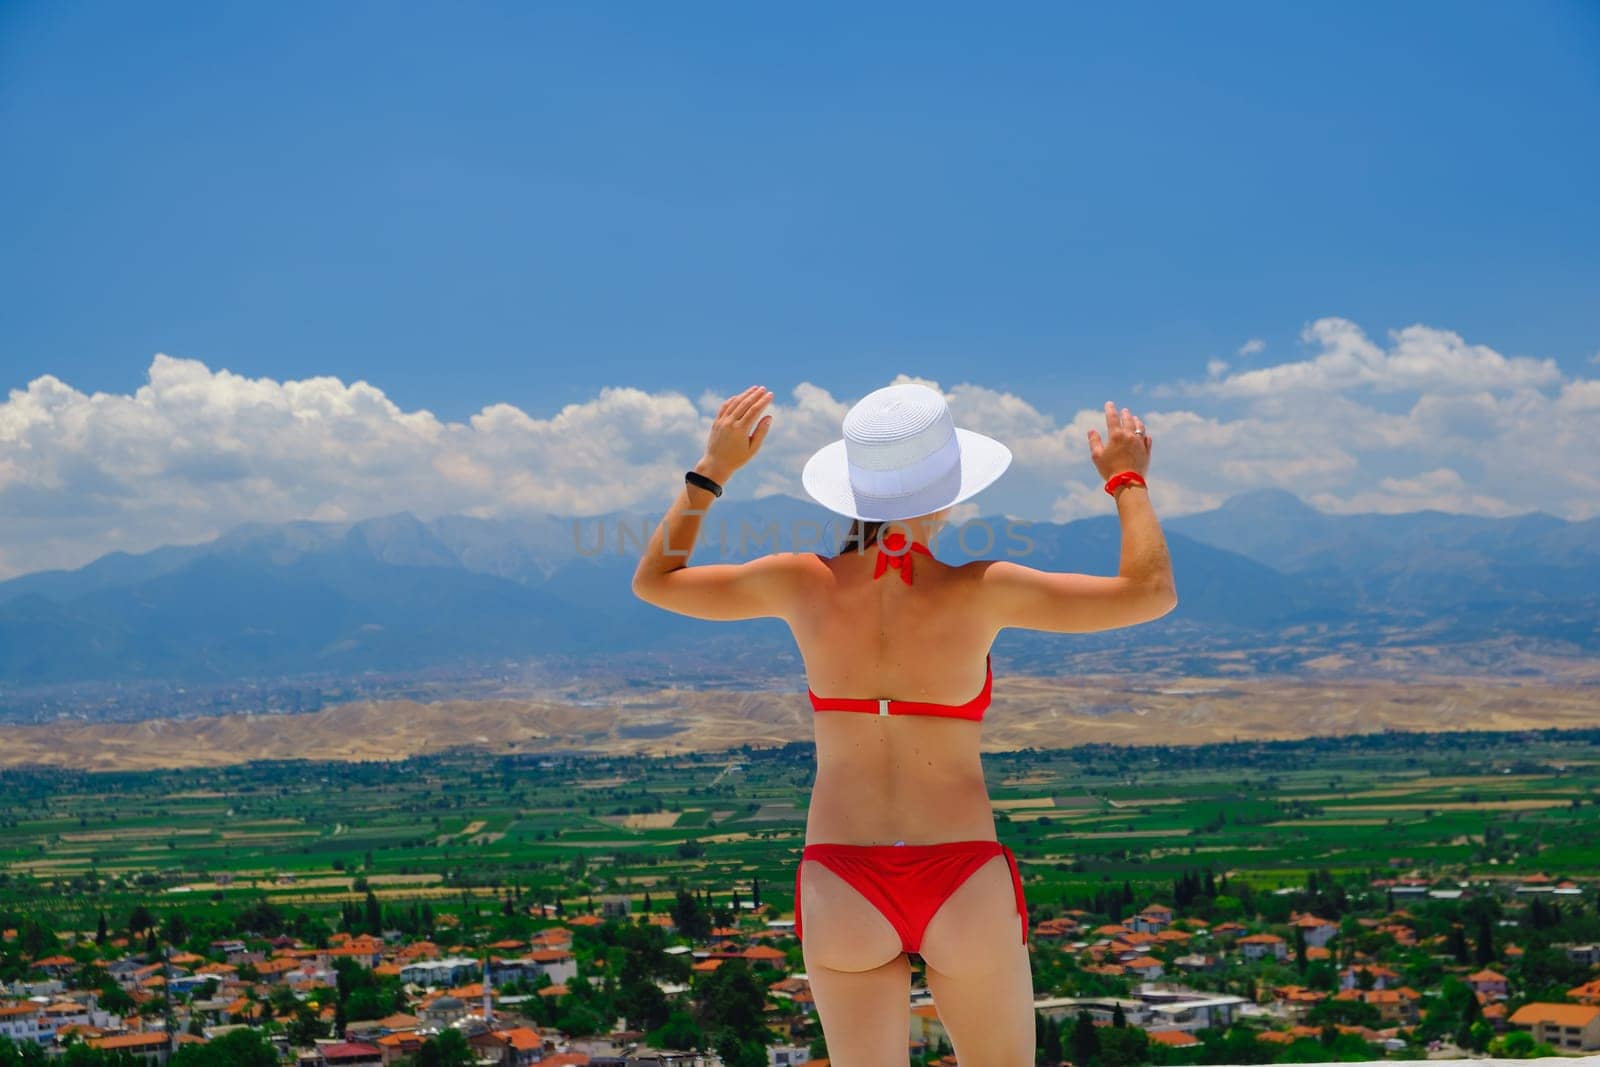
[{"xmin": 836, "ymin": 519, "xmax": 887, "ymax": 555}]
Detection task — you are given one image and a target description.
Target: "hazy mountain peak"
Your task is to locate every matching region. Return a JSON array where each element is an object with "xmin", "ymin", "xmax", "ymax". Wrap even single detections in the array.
[{"xmin": 1216, "ymin": 487, "xmax": 1322, "ymax": 518}]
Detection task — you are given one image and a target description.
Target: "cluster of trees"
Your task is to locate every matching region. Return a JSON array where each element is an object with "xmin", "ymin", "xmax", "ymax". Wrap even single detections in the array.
[
  {"xmin": 0, "ymin": 1029, "xmax": 279, "ymax": 1066},
  {"xmin": 1033, "ymin": 1012, "xmax": 1386, "ymax": 1067}
]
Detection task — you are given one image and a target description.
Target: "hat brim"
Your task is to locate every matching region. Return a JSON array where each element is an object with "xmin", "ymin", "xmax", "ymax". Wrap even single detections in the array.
[{"xmin": 800, "ymin": 428, "xmax": 1012, "ymax": 522}]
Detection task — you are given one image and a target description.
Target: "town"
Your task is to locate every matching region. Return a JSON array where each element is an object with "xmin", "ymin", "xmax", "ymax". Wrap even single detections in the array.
[{"xmin": 4, "ymin": 731, "xmax": 1600, "ymax": 1064}]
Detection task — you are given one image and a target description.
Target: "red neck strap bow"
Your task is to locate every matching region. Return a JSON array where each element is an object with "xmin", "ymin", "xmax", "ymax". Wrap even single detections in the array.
[{"xmin": 873, "ymin": 531, "xmax": 933, "ymax": 585}]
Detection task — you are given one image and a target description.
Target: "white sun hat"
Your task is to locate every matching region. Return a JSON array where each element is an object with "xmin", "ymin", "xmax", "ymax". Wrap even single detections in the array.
[{"xmin": 800, "ymin": 382, "xmax": 1012, "ymax": 522}]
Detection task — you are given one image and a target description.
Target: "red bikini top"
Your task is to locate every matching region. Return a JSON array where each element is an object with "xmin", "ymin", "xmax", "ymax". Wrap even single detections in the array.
[
  {"xmin": 808, "ymin": 655, "xmax": 993, "ymax": 722},
  {"xmin": 807, "ymin": 532, "xmax": 993, "ymax": 721}
]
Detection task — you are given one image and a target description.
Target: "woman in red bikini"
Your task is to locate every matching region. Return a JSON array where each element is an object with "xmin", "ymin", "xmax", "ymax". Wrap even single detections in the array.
[{"xmin": 632, "ymin": 382, "xmax": 1176, "ymax": 1065}]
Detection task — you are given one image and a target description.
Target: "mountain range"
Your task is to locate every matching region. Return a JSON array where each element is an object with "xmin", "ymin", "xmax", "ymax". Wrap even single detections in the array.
[{"xmin": 0, "ymin": 489, "xmax": 1595, "ymax": 690}]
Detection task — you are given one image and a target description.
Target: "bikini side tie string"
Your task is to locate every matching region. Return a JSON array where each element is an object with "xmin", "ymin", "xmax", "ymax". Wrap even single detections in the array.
[{"xmin": 873, "ymin": 531, "xmax": 933, "ymax": 585}]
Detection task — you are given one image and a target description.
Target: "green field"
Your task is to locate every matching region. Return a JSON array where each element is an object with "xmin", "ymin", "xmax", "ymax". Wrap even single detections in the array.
[{"xmin": 4, "ymin": 726, "xmax": 1600, "ymax": 933}]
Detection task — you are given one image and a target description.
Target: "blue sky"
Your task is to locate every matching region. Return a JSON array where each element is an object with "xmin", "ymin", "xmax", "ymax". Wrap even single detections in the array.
[
  {"xmin": 1, "ymin": 2, "xmax": 1598, "ymax": 577},
  {"xmin": 3, "ymin": 1, "xmax": 1597, "ymax": 420}
]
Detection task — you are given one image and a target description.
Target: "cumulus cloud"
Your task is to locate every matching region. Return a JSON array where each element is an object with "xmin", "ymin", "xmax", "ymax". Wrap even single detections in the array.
[
  {"xmin": 1185, "ymin": 318, "xmax": 1563, "ymax": 398},
  {"xmin": 1237, "ymin": 338, "xmax": 1266, "ymax": 357},
  {"xmin": 1, "ymin": 318, "xmax": 1598, "ymax": 578}
]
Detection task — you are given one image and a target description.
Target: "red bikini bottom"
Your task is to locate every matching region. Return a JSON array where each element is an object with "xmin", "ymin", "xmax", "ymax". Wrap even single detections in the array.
[{"xmin": 794, "ymin": 839, "xmax": 1028, "ymax": 954}]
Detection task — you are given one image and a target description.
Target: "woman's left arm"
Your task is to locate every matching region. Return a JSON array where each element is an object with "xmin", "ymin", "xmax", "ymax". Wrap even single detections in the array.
[{"xmin": 631, "ymin": 385, "xmax": 811, "ymax": 621}]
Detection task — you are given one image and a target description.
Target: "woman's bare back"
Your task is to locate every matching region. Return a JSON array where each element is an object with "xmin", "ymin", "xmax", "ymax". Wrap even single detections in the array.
[{"xmin": 785, "ymin": 544, "xmax": 999, "ymax": 846}]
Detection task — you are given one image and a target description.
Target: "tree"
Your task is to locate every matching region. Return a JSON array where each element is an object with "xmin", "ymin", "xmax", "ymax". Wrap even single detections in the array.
[
  {"xmin": 364, "ymin": 888, "xmax": 382, "ymax": 935},
  {"xmin": 286, "ymin": 1000, "xmax": 327, "ymax": 1047},
  {"xmin": 1489, "ymin": 1029, "xmax": 1555, "ymax": 1059},
  {"xmin": 415, "ymin": 1028, "xmax": 475, "ymax": 1067},
  {"xmin": 712, "ymin": 1030, "xmax": 767, "ymax": 1067},
  {"xmin": 648, "ymin": 1010, "xmax": 706, "ymax": 1051},
  {"xmin": 1097, "ymin": 1023, "xmax": 1150, "ymax": 1067},
  {"xmin": 1035, "ymin": 1012, "xmax": 1060, "ymax": 1065},
  {"xmin": 169, "ymin": 1027, "xmax": 279, "ymax": 1066},
  {"xmin": 696, "ymin": 959, "xmax": 770, "ymax": 1045},
  {"xmin": 1070, "ymin": 1009, "xmax": 1100, "ymax": 1066},
  {"xmin": 1474, "ymin": 912, "xmax": 1495, "ymax": 966},
  {"xmin": 672, "ymin": 889, "xmax": 711, "ymax": 941}
]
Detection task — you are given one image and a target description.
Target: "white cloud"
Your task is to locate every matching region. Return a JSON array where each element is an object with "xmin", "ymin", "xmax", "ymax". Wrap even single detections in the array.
[
  {"xmin": 1190, "ymin": 318, "xmax": 1562, "ymax": 398},
  {"xmin": 1206, "ymin": 359, "xmax": 1229, "ymax": 378},
  {"xmin": 1237, "ymin": 338, "xmax": 1266, "ymax": 357},
  {"xmin": 2, "ymin": 319, "xmax": 1598, "ymax": 579},
  {"xmin": 1307, "ymin": 468, "xmax": 1522, "ymax": 517}
]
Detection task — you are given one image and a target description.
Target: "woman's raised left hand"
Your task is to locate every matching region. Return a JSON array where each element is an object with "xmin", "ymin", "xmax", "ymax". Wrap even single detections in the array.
[{"xmin": 697, "ymin": 385, "xmax": 774, "ymax": 483}]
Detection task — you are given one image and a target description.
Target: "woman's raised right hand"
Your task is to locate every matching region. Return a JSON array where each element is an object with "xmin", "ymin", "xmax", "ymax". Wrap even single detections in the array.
[{"xmin": 1087, "ymin": 400, "xmax": 1151, "ymax": 480}]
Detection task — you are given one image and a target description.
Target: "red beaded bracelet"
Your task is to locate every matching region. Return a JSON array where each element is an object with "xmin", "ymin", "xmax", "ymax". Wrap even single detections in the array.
[{"xmin": 1104, "ymin": 470, "xmax": 1147, "ymax": 497}]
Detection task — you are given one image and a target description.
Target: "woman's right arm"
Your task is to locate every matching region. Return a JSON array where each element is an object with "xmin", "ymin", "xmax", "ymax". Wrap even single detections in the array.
[{"xmin": 977, "ymin": 400, "xmax": 1177, "ymax": 633}]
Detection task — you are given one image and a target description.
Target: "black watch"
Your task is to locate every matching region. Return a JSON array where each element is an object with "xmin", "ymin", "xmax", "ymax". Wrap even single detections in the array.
[{"xmin": 685, "ymin": 469, "xmax": 723, "ymax": 497}]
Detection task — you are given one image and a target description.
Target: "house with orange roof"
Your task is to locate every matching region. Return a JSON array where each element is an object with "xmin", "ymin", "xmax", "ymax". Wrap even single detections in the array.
[
  {"xmin": 1032, "ymin": 917, "xmax": 1078, "ymax": 941},
  {"xmin": 0, "ymin": 1002, "xmax": 49, "ymax": 1045},
  {"xmin": 1340, "ymin": 962, "xmax": 1399, "ymax": 990},
  {"xmin": 1376, "ymin": 922, "xmax": 1418, "ymax": 947},
  {"xmin": 1147, "ymin": 1028, "xmax": 1201, "ymax": 1047},
  {"xmin": 375, "ymin": 1030, "xmax": 425, "ymax": 1063},
  {"xmin": 254, "ymin": 957, "xmax": 303, "ymax": 982},
  {"xmin": 1469, "ymin": 967, "xmax": 1508, "ymax": 999},
  {"xmin": 393, "ymin": 940, "xmax": 440, "ymax": 962},
  {"xmin": 1272, "ymin": 984, "xmax": 1327, "ymax": 1019},
  {"xmin": 1210, "ymin": 921, "xmax": 1248, "ymax": 939},
  {"xmin": 1509, "ymin": 1002, "xmax": 1600, "ymax": 1050},
  {"xmin": 1288, "ymin": 912, "xmax": 1340, "ymax": 947},
  {"xmin": 86, "ymin": 1030, "xmax": 174, "ymax": 1058},
  {"xmin": 469, "ymin": 1026, "xmax": 544, "ymax": 1065},
  {"xmin": 1124, "ymin": 956, "xmax": 1164, "ymax": 979},
  {"xmin": 1082, "ymin": 962, "xmax": 1126, "ymax": 976},
  {"xmin": 1339, "ymin": 985, "xmax": 1421, "ymax": 1024},
  {"xmin": 1237, "ymin": 933, "xmax": 1287, "ymax": 961},
  {"xmin": 529, "ymin": 927, "xmax": 574, "ymax": 947},
  {"xmin": 742, "ymin": 945, "xmax": 786, "ymax": 965}
]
